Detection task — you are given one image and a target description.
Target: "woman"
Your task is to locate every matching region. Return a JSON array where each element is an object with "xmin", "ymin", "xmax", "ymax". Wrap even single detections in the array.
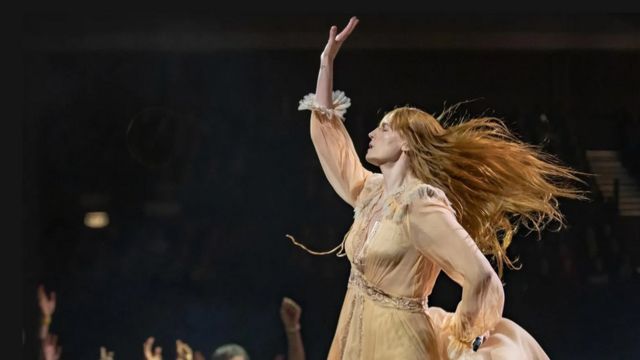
[{"xmin": 291, "ymin": 17, "xmax": 584, "ymax": 359}]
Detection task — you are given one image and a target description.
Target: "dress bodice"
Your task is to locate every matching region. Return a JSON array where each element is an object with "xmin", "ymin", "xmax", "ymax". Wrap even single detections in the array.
[{"xmin": 344, "ymin": 173, "xmax": 457, "ymax": 300}]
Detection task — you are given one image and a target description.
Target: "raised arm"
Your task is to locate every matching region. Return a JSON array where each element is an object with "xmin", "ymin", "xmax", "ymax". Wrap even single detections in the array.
[
  {"xmin": 407, "ymin": 195, "xmax": 505, "ymax": 358},
  {"xmin": 37, "ymin": 284, "xmax": 55, "ymax": 341},
  {"xmin": 299, "ymin": 16, "xmax": 372, "ymax": 207},
  {"xmin": 280, "ymin": 297, "xmax": 306, "ymax": 360}
]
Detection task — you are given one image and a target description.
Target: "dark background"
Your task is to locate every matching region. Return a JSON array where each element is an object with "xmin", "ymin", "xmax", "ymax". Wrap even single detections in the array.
[{"xmin": 22, "ymin": 13, "xmax": 640, "ymax": 359}]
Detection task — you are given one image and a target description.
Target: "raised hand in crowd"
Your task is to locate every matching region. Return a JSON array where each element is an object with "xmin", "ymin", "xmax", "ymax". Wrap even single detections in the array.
[
  {"xmin": 280, "ymin": 297, "xmax": 305, "ymax": 360},
  {"xmin": 37, "ymin": 284, "xmax": 56, "ymax": 340},
  {"xmin": 176, "ymin": 339, "xmax": 194, "ymax": 360},
  {"xmin": 99, "ymin": 346, "xmax": 115, "ymax": 360},
  {"xmin": 143, "ymin": 337, "xmax": 163, "ymax": 360},
  {"xmin": 280, "ymin": 297, "xmax": 301, "ymax": 332}
]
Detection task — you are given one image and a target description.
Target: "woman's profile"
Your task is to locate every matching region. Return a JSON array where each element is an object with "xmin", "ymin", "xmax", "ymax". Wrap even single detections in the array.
[{"xmin": 289, "ymin": 16, "xmax": 585, "ymax": 359}]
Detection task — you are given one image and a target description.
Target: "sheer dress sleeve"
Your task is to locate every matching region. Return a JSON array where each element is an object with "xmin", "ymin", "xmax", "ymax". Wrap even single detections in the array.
[
  {"xmin": 298, "ymin": 90, "xmax": 372, "ymax": 207},
  {"xmin": 406, "ymin": 185, "xmax": 505, "ymax": 358}
]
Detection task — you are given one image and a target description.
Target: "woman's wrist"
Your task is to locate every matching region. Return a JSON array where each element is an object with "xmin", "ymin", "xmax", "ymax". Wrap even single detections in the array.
[
  {"xmin": 285, "ymin": 323, "xmax": 301, "ymax": 333},
  {"xmin": 320, "ymin": 55, "xmax": 334, "ymax": 66},
  {"xmin": 41, "ymin": 314, "xmax": 52, "ymax": 327}
]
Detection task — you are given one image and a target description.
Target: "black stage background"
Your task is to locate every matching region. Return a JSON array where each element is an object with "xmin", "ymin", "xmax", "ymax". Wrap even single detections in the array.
[{"xmin": 22, "ymin": 13, "xmax": 640, "ymax": 359}]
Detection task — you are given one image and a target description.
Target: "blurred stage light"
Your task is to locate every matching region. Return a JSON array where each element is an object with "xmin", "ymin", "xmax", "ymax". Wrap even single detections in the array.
[{"xmin": 84, "ymin": 211, "xmax": 109, "ymax": 228}]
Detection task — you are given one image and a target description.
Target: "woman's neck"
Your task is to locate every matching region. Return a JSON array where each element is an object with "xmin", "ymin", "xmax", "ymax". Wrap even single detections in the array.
[{"xmin": 379, "ymin": 153, "xmax": 417, "ymax": 196}]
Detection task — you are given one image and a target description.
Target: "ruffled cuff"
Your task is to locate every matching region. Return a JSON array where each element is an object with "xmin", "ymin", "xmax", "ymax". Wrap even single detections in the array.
[
  {"xmin": 445, "ymin": 335, "xmax": 476, "ymax": 360},
  {"xmin": 297, "ymin": 90, "xmax": 351, "ymax": 121},
  {"xmin": 442, "ymin": 312, "xmax": 492, "ymax": 359},
  {"xmin": 443, "ymin": 315, "xmax": 476, "ymax": 359}
]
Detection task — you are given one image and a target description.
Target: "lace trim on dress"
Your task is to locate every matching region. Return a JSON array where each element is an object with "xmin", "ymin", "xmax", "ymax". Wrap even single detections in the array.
[
  {"xmin": 348, "ymin": 267, "xmax": 427, "ymax": 313},
  {"xmin": 355, "ymin": 177, "xmax": 457, "ymax": 224},
  {"xmin": 353, "ymin": 173, "xmax": 384, "ymax": 219},
  {"xmin": 297, "ymin": 90, "xmax": 351, "ymax": 121},
  {"xmin": 404, "ymin": 184, "xmax": 456, "ymax": 214},
  {"xmin": 388, "ymin": 183, "xmax": 457, "ymax": 223}
]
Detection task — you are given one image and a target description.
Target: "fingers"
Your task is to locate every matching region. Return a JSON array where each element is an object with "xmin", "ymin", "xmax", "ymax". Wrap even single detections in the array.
[
  {"xmin": 154, "ymin": 346, "xmax": 162, "ymax": 357},
  {"xmin": 327, "ymin": 25, "xmax": 337, "ymax": 43},
  {"xmin": 101, "ymin": 346, "xmax": 114, "ymax": 359},
  {"xmin": 143, "ymin": 337, "xmax": 154, "ymax": 357},
  {"xmin": 336, "ymin": 16, "xmax": 359, "ymax": 42},
  {"xmin": 144, "ymin": 336, "xmax": 154, "ymax": 349},
  {"xmin": 176, "ymin": 339, "xmax": 192, "ymax": 353},
  {"xmin": 346, "ymin": 17, "xmax": 359, "ymax": 35},
  {"xmin": 37, "ymin": 285, "xmax": 55, "ymax": 301},
  {"xmin": 280, "ymin": 297, "xmax": 293, "ymax": 312},
  {"xmin": 37, "ymin": 285, "xmax": 56, "ymax": 314},
  {"xmin": 280, "ymin": 297, "xmax": 302, "ymax": 324},
  {"xmin": 282, "ymin": 296, "xmax": 296, "ymax": 305},
  {"xmin": 348, "ymin": 17, "xmax": 360, "ymax": 29},
  {"xmin": 282, "ymin": 297, "xmax": 301, "ymax": 311}
]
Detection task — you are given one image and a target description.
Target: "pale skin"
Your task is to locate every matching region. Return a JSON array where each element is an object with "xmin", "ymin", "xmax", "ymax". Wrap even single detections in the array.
[
  {"xmin": 37, "ymin": 284, "xmax": 62, "ymax": 360},
  {"xmin": 279, "ymin": 297, "xmax": 305, "ymax": 360},
  {"xmin": 99, "ymin": 346, "xmax": 115, "ymax": 360},
  {"xmin": 42, "ymin": 333, "xmax": 62, "ymax": 360},
  {"xmin": 315, "ymin": 16, "xmax": 419, "ymax": 198},
  {"xmin": 143, "ymin": 338, "xmax": 204, "ymax": 360},
  {"xmin": 176, "ymin": 339, "xmax": 193, "ymax": 360},
  {"xmin": 143, "ymin": 337, "xmax": 163, "ymax": 360},
  {"xmin": 37, "ymin": 284, "xmax": 56, "ymax": 340},
  {"xmin": 315, "ymin": 16, "xmax": 490, "ymax": 349}
]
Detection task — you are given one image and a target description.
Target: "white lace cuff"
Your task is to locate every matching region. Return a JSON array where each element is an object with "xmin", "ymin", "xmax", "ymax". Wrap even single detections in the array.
[{"xmin": 297, "ymin": 90, "xmax": 351, "ymax": 121}]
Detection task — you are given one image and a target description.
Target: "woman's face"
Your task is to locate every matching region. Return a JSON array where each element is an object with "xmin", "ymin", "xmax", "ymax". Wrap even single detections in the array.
[{"xmin": 365, "ymin": 116, "xmax": 407, "ymax": 166}]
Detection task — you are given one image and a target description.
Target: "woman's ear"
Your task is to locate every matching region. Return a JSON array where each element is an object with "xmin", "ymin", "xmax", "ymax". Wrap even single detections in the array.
[{"xmin": 401, "ymin": 143, "xmax": 410, "ymax": 152}]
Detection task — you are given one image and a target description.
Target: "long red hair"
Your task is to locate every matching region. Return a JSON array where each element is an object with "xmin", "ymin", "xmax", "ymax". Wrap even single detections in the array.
[{"xmin": 386, "ymin": 106, "xmax": 587, "ymax": 276}]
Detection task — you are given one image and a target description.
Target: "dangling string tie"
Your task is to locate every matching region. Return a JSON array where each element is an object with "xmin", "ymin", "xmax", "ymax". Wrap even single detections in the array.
[{"xmin": 285, "ymin": 230, "xmax": 350, "ymax": 257}]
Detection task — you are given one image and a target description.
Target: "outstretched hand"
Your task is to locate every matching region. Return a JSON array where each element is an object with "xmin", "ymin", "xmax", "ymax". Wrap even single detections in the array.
[
  {"xmin": 280, "ymin": 297, "xmax": 302, "ymax": 331},
  {"xmin": 176, "ymin": 339, "xmax": 193, "ymax": 360},
  {"xmin": 37, "ymin": 284, "xmax": 56, "ymax": 318},
  {"xmin": 100, "ymin": 346, "xmax": 115, "ymax": 360},
  {"xmin": 143, "ymin": 337, "xmax": 163, "ymax": 360},
  {"xmin": 321, "ymin": 16, "xmax": 359, "ymax": 62}
]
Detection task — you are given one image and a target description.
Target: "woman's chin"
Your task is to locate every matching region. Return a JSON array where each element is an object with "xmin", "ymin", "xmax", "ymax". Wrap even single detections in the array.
[{"xmin": 365, "ymin": 155, "xmax": 379, "ymax": 166}]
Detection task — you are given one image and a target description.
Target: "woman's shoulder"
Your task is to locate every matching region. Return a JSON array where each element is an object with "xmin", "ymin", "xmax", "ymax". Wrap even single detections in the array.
[
  {"xmin": 353, "ymin": 173, "xmax": 384, "ymax": 216},
  {"xmin": 365, "ymin": 172, "xmax": 384, "ymax": 188},
  {"xmin": 401, "ymin": 180, "xmax": 457, "ymax": 216}
]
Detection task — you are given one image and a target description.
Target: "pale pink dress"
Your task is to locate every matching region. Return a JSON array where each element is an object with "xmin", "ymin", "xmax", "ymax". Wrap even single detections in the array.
[{"xmin": 297, "ymin": 91, "xmax": 551, "ymax": 359}]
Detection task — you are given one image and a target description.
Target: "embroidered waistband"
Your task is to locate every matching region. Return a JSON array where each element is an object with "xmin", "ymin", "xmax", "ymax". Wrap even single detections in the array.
[{"xmin": 348, "ymin": 268, "xmax": 427, "ymax": 313}]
